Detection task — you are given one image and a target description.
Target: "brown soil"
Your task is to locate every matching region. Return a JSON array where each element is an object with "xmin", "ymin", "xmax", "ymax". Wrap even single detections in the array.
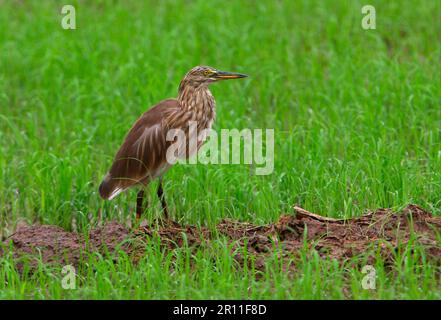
[{"xmin": 1, "ymin": 204, "xmax": 440, "ymax": 272}]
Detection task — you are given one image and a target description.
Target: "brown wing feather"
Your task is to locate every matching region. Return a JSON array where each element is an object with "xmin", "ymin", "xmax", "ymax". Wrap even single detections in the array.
[{"xmin": 99, "ymin": 99, "xmax": 181, "ymax": 200}]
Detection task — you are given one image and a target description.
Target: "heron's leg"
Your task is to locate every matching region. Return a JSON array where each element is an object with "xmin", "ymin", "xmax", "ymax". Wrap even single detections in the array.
[
  {"xmin": 157, "ymin": 178, "xmax": 168, "ymax": 219},
  {"xmin": 136, "ymin": 189, "xmax": 145, "ymax": 220}
]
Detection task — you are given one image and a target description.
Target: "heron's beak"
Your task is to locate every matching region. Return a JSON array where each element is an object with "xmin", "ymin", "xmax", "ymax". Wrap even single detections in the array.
[{"xmin": 213, "ymin": 70, "xmax": 248, "ymax": 80}]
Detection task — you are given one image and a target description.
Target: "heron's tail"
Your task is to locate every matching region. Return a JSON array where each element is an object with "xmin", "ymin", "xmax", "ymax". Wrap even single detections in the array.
[{"xmin": 99, "ymin": 174, "xmax": 123, "ymax": 200}]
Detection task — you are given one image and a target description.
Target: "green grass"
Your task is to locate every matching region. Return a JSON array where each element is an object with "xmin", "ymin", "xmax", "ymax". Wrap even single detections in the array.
[
  {"xmin": 1, "ymin": 234, "xmax": 439, "ymax": 299},
  {"xmin": 0, "ymin": 0, "xmax": 440, "ymax": 299}
]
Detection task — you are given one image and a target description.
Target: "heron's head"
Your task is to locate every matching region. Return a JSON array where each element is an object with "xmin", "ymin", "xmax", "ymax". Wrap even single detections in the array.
[{"xmin": 182, "ymin": 66, "xmax": 248, "ymax": 86}]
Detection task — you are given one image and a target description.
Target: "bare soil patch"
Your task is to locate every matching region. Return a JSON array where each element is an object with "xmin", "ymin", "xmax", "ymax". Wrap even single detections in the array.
[{"xmin": 1, "ymin": 204, "xmax": 440, "ymax": 272}]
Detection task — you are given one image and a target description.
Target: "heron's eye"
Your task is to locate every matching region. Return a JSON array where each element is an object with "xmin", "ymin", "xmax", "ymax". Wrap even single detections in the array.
[{"xmin": 203, "ymin": 70, "xmax": 212, "ymax": 76}]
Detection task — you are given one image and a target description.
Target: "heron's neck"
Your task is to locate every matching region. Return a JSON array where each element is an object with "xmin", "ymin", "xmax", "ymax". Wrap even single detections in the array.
[{"xmin": 177, "ymin": 82, "xmax": 215, "ymax": 115}]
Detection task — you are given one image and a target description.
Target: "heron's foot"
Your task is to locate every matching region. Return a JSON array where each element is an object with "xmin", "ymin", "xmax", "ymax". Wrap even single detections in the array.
[
  {"xmin": 128, "ymin": 212, "xmax": 149, "ymax": 230},
  {"xmin": 154, "ymin": 215, "xmax": 179, "ymax": 228},
  {"xmin": 131, "ymin": 212, "xmax": 178, "ymax": 232},
  {"xmin": 131, "ymin": 218, "xmax": 152, "ymax": 237}
]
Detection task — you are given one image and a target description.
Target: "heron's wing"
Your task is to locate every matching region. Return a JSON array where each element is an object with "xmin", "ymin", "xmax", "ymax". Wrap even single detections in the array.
[{"xmin": 99, "ymin": 99, "xmax": 180, "ymax": 200}]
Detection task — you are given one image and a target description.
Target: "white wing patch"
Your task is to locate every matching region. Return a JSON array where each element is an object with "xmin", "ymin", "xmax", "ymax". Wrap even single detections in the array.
[{"xmin": 108, "ymin": 187, "xmax": 123, "ymax": 200}]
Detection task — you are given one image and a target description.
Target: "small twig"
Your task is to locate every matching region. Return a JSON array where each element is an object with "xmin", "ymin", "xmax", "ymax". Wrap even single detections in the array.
[{"xmin": 293, "ymin": 206, "xmax": 344, "ymax": 222}]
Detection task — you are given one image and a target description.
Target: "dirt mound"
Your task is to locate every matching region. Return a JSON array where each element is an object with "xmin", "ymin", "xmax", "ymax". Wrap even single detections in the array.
[
  {"xmin": 0, "ymin": 221, "xmax": 130, "ymax": 271},
  {"xmin": 1, "ymin": 205, "xmax": 440, "ymax": 272}
]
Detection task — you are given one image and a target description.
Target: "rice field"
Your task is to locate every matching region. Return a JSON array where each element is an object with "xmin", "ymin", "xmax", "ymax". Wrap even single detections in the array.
[{"xmin": 0, "ymin": 0, "xmax": 440, "ymax": 299}]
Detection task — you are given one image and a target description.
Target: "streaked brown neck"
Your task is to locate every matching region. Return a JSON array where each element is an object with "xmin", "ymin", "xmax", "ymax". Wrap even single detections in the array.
[{"xmin": 177, "ymin": 80, "xmax": 216, "ymax": 122}]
